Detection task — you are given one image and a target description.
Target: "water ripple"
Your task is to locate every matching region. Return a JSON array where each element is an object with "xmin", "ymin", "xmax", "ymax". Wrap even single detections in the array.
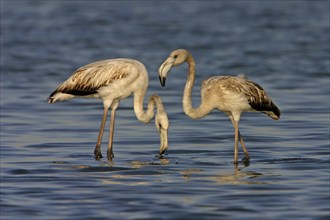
[{"xmin": 1, "ymin": 1, "xmax": 329, "ymax": 220}]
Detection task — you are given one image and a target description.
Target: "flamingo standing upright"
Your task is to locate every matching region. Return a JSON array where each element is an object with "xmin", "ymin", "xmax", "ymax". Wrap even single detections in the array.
[
  {"xmin": 158, "ymin": 49, "xmax": 280, "ymax": 165},
  {"xmin": 48, "ymin": 58, "xmax": 169, "ymax": 159}
]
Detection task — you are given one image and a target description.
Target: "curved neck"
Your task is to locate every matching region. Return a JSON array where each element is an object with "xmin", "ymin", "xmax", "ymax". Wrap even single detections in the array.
[
  {"xmin": 134, "ymin": 87, "xmax": 164, "ymax": 123},
  {"xmin": 183, "ymin": 54, "xmax": 210, "ymax": 119}
]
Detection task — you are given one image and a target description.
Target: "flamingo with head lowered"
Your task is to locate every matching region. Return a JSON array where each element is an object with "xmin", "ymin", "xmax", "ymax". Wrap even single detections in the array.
[
  {"xmin": 158, "ymin": 49, "xmax": 280, "ymax": 166},
  {"xmin": 48, "ymin": 58, "xmax": 169, "ymax": 159}
]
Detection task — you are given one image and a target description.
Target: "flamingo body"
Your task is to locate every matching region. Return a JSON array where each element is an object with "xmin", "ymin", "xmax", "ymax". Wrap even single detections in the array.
[
  {"xmin": 201, "ymin": 76, "xmax": 280, "ymax": 120},
  {"xmin": 158, "ymin": 49, "xmax": 280, "ymax": 166},
  {"xmin": 49, "ymin": 59, "xmax": 143, "ymax": 105},
  {"xmin": 49, "ymin": 58, "xmax": 169, "ymax": 159}
]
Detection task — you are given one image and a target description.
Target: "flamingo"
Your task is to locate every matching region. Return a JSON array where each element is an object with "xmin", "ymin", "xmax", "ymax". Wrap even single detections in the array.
[
  {"xmin": 48, "ymin": 58, "xmax": 169, "ymax": 159},
  {"xmin": 158, "ymin": 49, "xmax": 280, "ymax": 165}
]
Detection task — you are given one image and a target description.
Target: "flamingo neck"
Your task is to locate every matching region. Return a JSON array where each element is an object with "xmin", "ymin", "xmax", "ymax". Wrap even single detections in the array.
[
  {"xmin": 182, "ymin": 54, "xmax": 209, "ymax": 119},
  {"xmin": 133, "ymin": 86, "xmax": 155, "ymax": 123}
]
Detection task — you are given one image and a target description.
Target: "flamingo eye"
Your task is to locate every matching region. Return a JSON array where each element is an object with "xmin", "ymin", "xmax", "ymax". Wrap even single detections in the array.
[{"xmin": 173, "ymin": 55, "xmax": 178, "ymax": 59}]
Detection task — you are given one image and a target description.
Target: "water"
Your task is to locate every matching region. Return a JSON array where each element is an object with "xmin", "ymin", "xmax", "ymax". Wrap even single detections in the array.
[{"xmin": 1, "ymin": 1, "xmax": 329, "ymax": 219}]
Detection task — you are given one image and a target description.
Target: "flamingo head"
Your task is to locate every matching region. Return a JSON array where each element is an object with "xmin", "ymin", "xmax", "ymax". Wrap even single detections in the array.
[
  {"xmin": 155, "ymin": 109, "xmax": 169, "ymax": 156},
  {"xmin": 158, "ymin": 49, "xmax": 190, "ymax": 87},
  {"xmin": 149, "ymin": 94, "xmax": 169, "ymax": 156}
]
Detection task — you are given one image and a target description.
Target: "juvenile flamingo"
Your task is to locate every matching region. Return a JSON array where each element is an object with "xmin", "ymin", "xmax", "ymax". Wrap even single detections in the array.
[
  {"xmin": 48, "ymin": 58, "xmax": 169, "ymax": 159},
  {"xmin": 158, "ymin": 49, "xmax": 280, "ymax": 165}
]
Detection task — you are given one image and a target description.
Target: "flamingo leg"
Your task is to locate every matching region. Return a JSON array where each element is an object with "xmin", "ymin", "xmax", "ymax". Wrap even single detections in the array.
[
  {"xmin": 233, "ymin": 120, "xmax": 239, "ymax": 165},
  {"xmin": 229, "ymin": 117, "xmax": 250, "ymax": 164},
  {"xmin": 94, "ymin": 107, "xmax": 109, "ymax": 159},
  {"xmin": 107, "ymin": 107, "xmax": 117, "ymax": 159},
  {"xmin": 238, "ymin": 132, "xmax": 250, "ymax": 162}
]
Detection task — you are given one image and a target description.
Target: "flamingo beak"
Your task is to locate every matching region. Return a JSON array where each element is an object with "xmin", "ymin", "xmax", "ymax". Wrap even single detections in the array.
[
  {"xmin": 158, "ymin": 57, "xmax": 175, "ymax": 87},
  {"xmin": 159, "ymin": 76, "xmax": 166, "ymax": 87},
  {"xmin": 155, "ymin": 110, "xmax": 169, "ymax": 156},
  {"xmin": 159, "ymin": 127, "xmax": 168, "ymax": 155}
]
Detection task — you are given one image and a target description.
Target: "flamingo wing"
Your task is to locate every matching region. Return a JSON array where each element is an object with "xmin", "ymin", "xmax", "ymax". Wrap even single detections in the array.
[{"xmin": 52, "ymin": 60, "xmax": 130, "ymax": 96}]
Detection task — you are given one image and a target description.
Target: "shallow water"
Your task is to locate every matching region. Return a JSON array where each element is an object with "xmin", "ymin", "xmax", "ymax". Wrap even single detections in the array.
[{"xmin": 1, "ymin": 1, "xmax": 329, "ymax": 219}]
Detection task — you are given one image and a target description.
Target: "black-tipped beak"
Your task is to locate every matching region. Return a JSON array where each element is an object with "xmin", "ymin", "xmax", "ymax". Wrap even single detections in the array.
[{"xmin": 159, "ymin": 76, "xmax": 166, "ymax": 87}]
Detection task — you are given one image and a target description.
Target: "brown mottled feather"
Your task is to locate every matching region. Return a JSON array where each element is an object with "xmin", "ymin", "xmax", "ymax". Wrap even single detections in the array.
[
  {"xmin": 51, "ymin": 60, "xmax": 130, "ymax": 97},
  {"xmin": 206, "ymin": 76, "xmax": 280, "ymax": 120},
  {"xmin": 244, "ymin": 79, "xmax": 280, "ymax": 119}
]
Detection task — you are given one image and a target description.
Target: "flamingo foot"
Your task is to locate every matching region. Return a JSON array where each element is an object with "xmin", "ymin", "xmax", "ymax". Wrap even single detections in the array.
[
  {"xmin": 94, "ymin": 146, "xmax": 103, "ymax": 160},
  {"xmin": 157, "ymin": 150, "xmax": 167, "ymax": 159},
  {"xmin": 107, "ymin": 150, "xmax": 114, "ymax": 159},
  {"xmin": 242, "ymin": 156, "xmax": 250, "ymax": 167}
]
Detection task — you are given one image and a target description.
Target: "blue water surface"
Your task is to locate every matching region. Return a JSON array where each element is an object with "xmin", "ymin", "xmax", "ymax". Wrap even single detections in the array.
[{"xmin": 1, "ymin": 1, "xmax": 329, "ymax": 219}]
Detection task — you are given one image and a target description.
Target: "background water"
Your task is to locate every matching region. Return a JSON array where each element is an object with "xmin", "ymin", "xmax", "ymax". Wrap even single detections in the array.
[{"xmin": 1, "ymin": 1, "xmax": 329, "ymax": 219}]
